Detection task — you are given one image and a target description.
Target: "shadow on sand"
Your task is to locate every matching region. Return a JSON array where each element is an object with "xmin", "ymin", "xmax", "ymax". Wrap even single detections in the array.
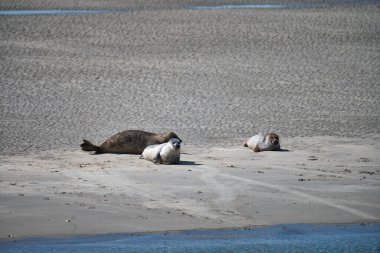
[{"xmin": 177, "ymin": 160, "xmax": 202, "ymax": 166}]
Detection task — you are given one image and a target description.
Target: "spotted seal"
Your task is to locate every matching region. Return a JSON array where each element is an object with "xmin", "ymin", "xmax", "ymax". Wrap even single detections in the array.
[
  {"xmin": 140, "ymin": 138, "xmax": 181, "ymax": 164},
  {"xmin": 80, "ymin": 130, "xmax": 181, "ymax": 154},
  {"xmin": 243, "ymin": 132, "xmax": 280, "ymax": 152}
]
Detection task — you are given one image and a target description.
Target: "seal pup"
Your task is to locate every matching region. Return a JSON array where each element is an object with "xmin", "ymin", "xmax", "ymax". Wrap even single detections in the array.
[
  {"xmin": 141, "ymin": 138, "xmax": 181, "ymax": 164},
  {"xmin": 80, "ymin": 130, "xmax": 181, "ymax": 155},
  {"xmin": 243, "ymin": 132, "xmax": 280, "ymax": 152}
]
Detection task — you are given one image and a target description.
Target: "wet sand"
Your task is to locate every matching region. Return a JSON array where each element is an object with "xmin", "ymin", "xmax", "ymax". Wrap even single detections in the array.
[{"xmin": 1, "ymin": 0, "xmax": 380, "ymax": 239}]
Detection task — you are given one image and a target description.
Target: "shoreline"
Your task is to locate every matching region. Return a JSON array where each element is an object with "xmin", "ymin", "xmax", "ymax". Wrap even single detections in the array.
[
  {"xmin": 2, "ymin": 222, "xmax": 379, "ymax": 242},
  {"xmin": 1, "ymin": 224, "xmax": 379, "ymax": 253}
]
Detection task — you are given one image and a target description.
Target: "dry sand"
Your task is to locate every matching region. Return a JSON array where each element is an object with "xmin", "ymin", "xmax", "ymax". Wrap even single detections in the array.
[
  {"xmin": 1, "ymin": 136, "xmax": 380, "ymax": 239},
  {"xmin": 1, "ymin": 0, "xmax": 380, "ymax": 239}
]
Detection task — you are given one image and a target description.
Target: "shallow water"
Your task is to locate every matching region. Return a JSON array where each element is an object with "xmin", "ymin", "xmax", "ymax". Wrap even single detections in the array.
[
  {"xmin": 190, "ymin": 1, "xmax": 380, "ymax": 10},
  {"xmin": 1, "ymin": 224, "xmax": 379, "ymax": 252},
  {"xmin": 0, "ymin": 9, "xmax": 111, "ymax": 15},
  {"xmin": 1, "ymin": 1, "xmax": 379, "ymax": 16},
  {"xmin": 0, "ymin": 5, "xmax": 292, "ymax": 16},
  {"xmin": 191, "ymin": 4, "xmax": 292, "ymax": 10}
]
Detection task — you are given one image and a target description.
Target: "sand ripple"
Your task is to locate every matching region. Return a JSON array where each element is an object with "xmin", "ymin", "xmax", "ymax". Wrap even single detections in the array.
[{"xmin": 1, "ymin": 1, "xmax": 379, "ymax": 154}]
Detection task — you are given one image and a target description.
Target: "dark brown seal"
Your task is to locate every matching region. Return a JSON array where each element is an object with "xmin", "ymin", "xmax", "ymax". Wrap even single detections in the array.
[{"xmin": 80, "ymin": 130, "xmax": 181, "ymax": 155}]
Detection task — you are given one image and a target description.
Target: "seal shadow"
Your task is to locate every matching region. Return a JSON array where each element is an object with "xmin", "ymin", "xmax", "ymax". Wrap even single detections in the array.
[
  {"xmin": 177, "ymin": 160, "xmax": 202, "ymax": 166},
  {"xmin": 278, "ymin": 148, "xmax": 290, "ymax": 152}
]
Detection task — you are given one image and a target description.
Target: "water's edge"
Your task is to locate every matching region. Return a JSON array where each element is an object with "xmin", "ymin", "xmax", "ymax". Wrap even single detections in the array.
[{"xmin": 1, "ymin": 1, "xmax": 380, "ymax": 16}]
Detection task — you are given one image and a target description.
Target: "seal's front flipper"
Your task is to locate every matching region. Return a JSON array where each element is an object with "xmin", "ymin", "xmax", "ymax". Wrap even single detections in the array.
[
  {"xmin": 153, "ymin": 152, "xmax": 162, "ymax": 164},
  {"xmin": 254, "ymin": 144, "xmax": 261, "ymax": 152}
]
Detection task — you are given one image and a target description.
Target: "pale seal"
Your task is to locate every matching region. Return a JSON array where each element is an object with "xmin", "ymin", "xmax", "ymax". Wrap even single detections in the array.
[
  {"xmin": 140, "ymin": 138, "xmax": 181, "ymax": 164},
  {"xmin": 80, "ymin": 130, "xmax": 181, "ymax": 155},
  {"xmin": 243, "ymin": 132, "xmax": 280, "ymax": 152}
]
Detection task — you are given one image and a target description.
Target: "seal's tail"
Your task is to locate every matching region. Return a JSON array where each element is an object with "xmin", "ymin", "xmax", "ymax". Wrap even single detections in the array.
[{"xmin": 80, "ymin": 139, "xmax": 103, "ymax": 154}]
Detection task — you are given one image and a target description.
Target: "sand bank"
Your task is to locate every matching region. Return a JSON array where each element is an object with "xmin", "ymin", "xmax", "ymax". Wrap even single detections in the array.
[
  {"xmin": 1, "ymin": 136, "xmax": 379, "ymax": 239},
  {"xmin": 1, "ymin": 0, "xmax": 379, "ymax": 240}
]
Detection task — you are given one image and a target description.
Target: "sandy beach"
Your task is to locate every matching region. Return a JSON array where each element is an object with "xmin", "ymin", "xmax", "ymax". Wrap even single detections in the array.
[{"xmin": 1, "ymin": 0, "xmax": 379, "ymax": 239}]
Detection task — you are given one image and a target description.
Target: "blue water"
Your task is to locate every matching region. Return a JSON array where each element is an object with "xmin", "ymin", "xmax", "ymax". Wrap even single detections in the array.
[
  {"xmin": 191, "ymin": 4, "xmax": 292, "ymax": 10},
  {"xmin": 1, "ymin": 1, "xmax": 380, "ymax": 16},
  {"xmin": 0, "ymin": 9, "xmax": 111, "ymax": 16},
  {"xmin": 1, "ymin": 224, "xmax": 379, "ymax": 252},
  {"xmin": 0, "ymin": 6, "xmax": 293, "ymax": 16},
  {"xmin": 190, "ymin": 1, "xmax": 380, "ymax": 10}
]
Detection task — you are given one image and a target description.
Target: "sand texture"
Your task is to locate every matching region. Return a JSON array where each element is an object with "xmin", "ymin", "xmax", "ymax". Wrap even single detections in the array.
[
  {"xmin": 1, "ymin": 0, "xmax": 380, "ymax": 154},
  {"xmin": 0, "ymin": 0, "xmax": 380, "ymax": 239}
]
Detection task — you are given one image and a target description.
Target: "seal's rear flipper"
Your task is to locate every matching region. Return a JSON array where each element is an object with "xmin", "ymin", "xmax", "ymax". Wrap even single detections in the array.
[{"xmin": 80, "ymin": 139, "xmax": 103, "ymax": 154}]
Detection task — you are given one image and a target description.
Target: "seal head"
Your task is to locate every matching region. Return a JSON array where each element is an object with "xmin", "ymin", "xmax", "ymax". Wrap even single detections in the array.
[{"xmin": 170, "ymin": 138, "xmax": 181, "ymax": 150}]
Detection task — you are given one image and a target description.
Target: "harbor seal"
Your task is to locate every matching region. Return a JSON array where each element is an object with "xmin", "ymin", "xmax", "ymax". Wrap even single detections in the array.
[
  {"xmin": 243, "ymin": 132, "xmax": 280, "ymax": 152},
  {"xmin": 140, "ymin": 138, "xmax": 181, "ymax": 164},
  {"xmin": 80, "ymin": 130, "xmax": 181, "ymax": 155}
]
